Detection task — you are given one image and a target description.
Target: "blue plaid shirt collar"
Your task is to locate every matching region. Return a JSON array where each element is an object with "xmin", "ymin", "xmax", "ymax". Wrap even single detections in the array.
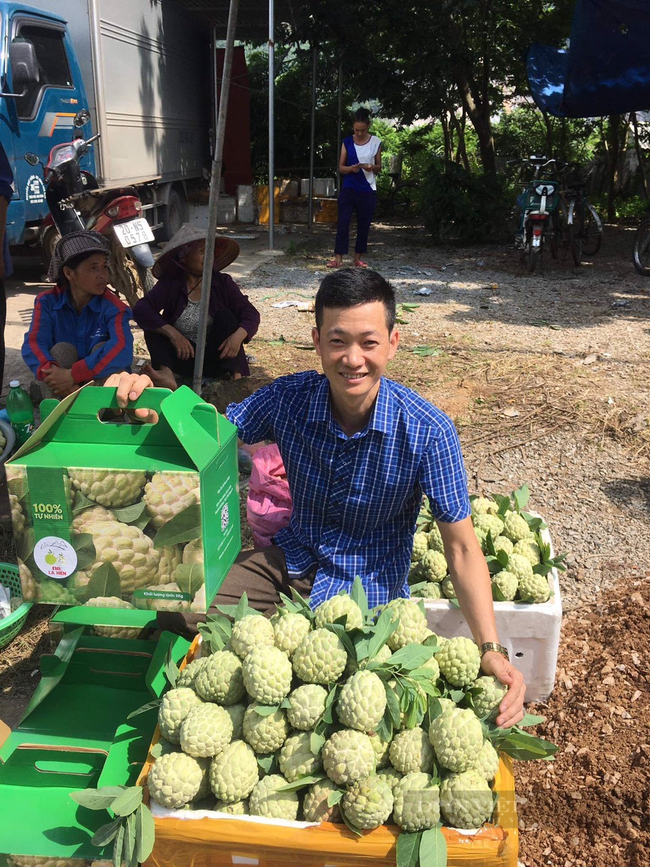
[{"xmin": 306, "ymin": 375, "xmax": 395, "ymax": 436}]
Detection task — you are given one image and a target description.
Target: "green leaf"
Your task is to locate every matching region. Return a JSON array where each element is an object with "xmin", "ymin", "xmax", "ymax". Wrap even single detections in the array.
[
  {"xmin": 321, "ymin": 684, "xmax": 339, "ymax": 725},
  {"xmin": 164, "ymin": 644, "xmax": 179, "ymax": 688},
  {"xmin": 253, "ymin": 704, "xmax": 281, "ymax": 716},
  {"xmin": 174, "ymin": 563, "xmax": 204, "ymax": 597},
  {"xmin": 276, "ymin": 774, "xmax": 326, "ymax": 792},
  {"xmin": 385, "ymin": 683, "xmax": 402, "ymax": 728},
  {"xmin": 71, "ymin": 490, "xmax": 96, "ymax": 515},
  {"xmin": 519, "ymin": 712, "xmax": 546, "ymax": 727},
  {"xmin": 366, "ymin": 608, "xmax": 398, "ymax": 659},
  {"xmin": 111, "ymin": 500, "xmax": 149, "ymax": 524},
  {"xmin": 488, "ymin": 725, "xmax": 558, "ymax": 760},
  {"xmin": 113, "ymin": 819, "xmax": 125, "ymax": 867},
  {"xmin": 339, "ymin": 807, "xmax": 363, "ymax": 836},
  {"xmin": 135, "ymin": 803, "xmax": 156, "ymax": 864},
  {"xmin": 323, "ymin": 622, "xmax": 355, "ymax": 658},
  {"xmin": 396, "ymin": 830, "xmax": 422, "ymax": 867},
  {"xmin": 388, "ymin": 644, "xmax": 435, "ymax": 671},
  {"xmin": 512, "ymin": 484, "xmax": 530, "ymax": 512},
  {"xmin": 70, "ymin": 786, "xmax": 126, "ymax": 810},
  {"xmin": 111, "ymin": 786, "xmax": 143, "ymax": 817},
  {"xmin": 310, "ymin": 732, "xmax": 326, "ymax": 755},
  {"xmin": 375, "ymin": 713, "xmax": 393, "ymax": 743},
  {"xmin": 72, "ymin": 531, "xmax": 97, "ymax": 571},
  {"xmin": 84, "ymin": 562, "xmax": 122, "ymax": 602},
  {"xmin": 350, "ymin": 576, "xmax": 370, "ymax": 619},
  {"xmin": 401, "ymin": 304, "xmax": 420, "ymax": 311},
  {"xmin": 124, "ymin": 811, "xmax": 138, "ymax": 867},
  {"xmin": 91, "ymin": 818, "xmax": 122, "ymax": 847},
  {"xmin": 420, "ymin": 825, "xmax": 447, "ymax": 867},
  {"xmin": 216, "ymin": 593, "xmax": 261, "ymax": 622},
  {"xmin": 411, "ymin": 345, "xmax": 439, "ymax": 357},
  {"xmin": 153, "ymin": 503, "xmax": 201, "ymax": 547},
  {"xmin": 492, "ymin": 493, "xmax": 511, "ymax": 515},
  {"xmin": 257, "ymin": 753, "xmax": 277, "ymax": 774},
  {"xmin": 327, "ymin": 789, "xmax": 344, "ymax": 807},
  {"xmin": 126, "ymin": 698, "xmax": 161, "ymax": 720}
]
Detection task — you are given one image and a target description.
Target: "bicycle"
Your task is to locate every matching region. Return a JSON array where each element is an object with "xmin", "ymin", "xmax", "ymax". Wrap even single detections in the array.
[
  {"xmin": 512, "ymin": 156, "xmax": 562, "ymax": 273},
  {"xmin": 632, "ymin": 215, "xmax": 650, "ymax": 275},
  {"xmin": 557, "ymin": 164, "xmax": 603, "ymax": 266}
]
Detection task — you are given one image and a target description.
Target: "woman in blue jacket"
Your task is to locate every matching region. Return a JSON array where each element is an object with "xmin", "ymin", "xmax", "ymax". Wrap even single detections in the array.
[{"xmin": 22, "ymin": 231, "xmax": 133, "ymax": 399}]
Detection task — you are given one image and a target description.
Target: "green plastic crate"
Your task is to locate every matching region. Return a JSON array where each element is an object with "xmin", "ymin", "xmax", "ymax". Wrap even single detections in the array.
[{"xmin": 0, "ymin": 563, "xmax": 32, "ymax": 650}]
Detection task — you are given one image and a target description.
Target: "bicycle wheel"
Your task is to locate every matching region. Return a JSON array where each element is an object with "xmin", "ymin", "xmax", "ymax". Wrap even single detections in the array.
[
  {"xmin": 570, "ymin": 203, "xmax": 583, "ymax": 266},
  {"xmin": 549, "ymin": 213, "xmax": 560, "ymax": 260},
  {"xmin": 582, "ymin": 204, "xmax": 603, "ymax": 256},
  {"xmin": 527, "ymin": 236, "xmax": 542, "ymax": 273},
  {"xmin": 632, "ymin": 217, "xmax": 650, "ymax": 276}
]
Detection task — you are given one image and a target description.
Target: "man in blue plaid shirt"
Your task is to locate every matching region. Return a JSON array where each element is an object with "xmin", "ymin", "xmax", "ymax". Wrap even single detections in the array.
[{"xmin": 112, "ymin": 268, "xmax": 525, "ymax": 726}]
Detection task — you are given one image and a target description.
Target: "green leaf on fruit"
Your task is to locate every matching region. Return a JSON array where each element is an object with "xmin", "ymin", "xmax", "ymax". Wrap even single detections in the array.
[
  {"xmin": 111, "ymin": 500, "xmax": 149, "ymax": 525},
  {"xmin": 396, "ymin": 830, "xmax": 422, "ymax": 867},
  {"xmin": 174, "ymin": 563, "xmax": 204, "ymax": 596},
  {"xmin": 153, "ymin": 504, "xmax": 201, "ymax": 547},
  {"xmin": 84, "ymin": 562, "xmax": 121, "ymax": 602}
]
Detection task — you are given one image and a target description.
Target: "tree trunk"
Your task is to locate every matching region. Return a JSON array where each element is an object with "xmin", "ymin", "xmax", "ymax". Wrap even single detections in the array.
[
  {"xmin": 631, "ymin": 112, "xmax": 649, "ymax": 200},
  {"xmin": 455, "ymin": 71, "xmax": 495, "ymax": 172}
]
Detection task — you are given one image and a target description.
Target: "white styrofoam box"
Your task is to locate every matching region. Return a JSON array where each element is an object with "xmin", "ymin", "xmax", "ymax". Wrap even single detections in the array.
[
  {"xmin": 236, "ymin": 185, "xmax": 255, "ymax": 223},
  {"xmin": 188, "ymin": 198, "xmax": 236, "ymax": 227},
  {"xmin": 424, "ymin": 522, "xmax": 562, "ymax": 703},
  {"xmin": 300, "ymin": 177, "xmax": 336, "ymax": 197}
]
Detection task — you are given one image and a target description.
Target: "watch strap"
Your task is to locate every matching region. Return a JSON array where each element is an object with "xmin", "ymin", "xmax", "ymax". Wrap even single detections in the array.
[{"xmin": 480, "ymin": 641, "xmax": 510, "ymax": 661}]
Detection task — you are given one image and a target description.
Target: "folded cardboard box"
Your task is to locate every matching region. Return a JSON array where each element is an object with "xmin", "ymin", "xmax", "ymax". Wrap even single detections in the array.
[{"xmin": 6, "ymin": 385, "xmax": 240, "ymax": 620}]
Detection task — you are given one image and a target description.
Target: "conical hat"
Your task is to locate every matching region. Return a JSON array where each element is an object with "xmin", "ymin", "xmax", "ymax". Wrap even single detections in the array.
[{"xmin": 152, "ymin": 224, "xmax": 240, "ymax": 279}]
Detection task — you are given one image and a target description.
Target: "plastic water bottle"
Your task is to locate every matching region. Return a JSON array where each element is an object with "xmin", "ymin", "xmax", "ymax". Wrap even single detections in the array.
[{"xmin": 6, "ymin": 381, "xmax": 35, "ymax": 446}]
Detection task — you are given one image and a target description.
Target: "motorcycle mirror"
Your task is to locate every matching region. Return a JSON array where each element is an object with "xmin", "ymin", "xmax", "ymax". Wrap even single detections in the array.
[
  {"xmin": 74, "ymin": 109, "xmax": 91, "ymax": 128},
  {"xmin": 24, "ymin": 153, "xmax": 39, "ymax": 166}
]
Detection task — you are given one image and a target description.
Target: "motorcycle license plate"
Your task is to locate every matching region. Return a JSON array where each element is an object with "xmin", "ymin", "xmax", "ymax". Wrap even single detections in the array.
[{"xmin": 114, "ymin": 218, "xmax": 154, "ymax": 248}]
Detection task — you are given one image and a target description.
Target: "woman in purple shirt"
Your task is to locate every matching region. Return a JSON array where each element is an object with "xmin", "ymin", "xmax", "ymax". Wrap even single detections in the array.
[{"xmin": 133, "ymin": 225, "xmax": 260, "ymax": 386}]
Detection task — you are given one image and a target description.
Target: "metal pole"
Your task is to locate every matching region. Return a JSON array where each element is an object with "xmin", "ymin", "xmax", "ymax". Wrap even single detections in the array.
[
  {"xmin": 336, "ymin": 57, "xmax": 343, "ymax": 193},
  {"xmin": 308, "ymin": 45, "xmax": 317, "ymax": 228},
  {"xmin": 192, "ymin": 0, "xmax": 240, "ymax": 394},
  {"xmin": 268, "ymin": 0, "xmax": 275, "ymax": 248}
]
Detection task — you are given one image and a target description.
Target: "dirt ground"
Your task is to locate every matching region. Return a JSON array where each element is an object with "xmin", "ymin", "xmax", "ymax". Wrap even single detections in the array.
[{"xmin": 1, "ymin": 219, "xmax": 649, "ymax": 865}]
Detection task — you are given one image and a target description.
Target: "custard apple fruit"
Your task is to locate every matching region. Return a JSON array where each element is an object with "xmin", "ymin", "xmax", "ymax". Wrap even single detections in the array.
[
  {"xmin": 378, "ymin": 766, "xmax": 404, "ymax": 792},
  {"xmin": 314, "ymin": 594, "xmax": 363, "ymax": 630},
  {"xmin": 286, "ymin": 683, "xmax": 328, "ymax": 730},
  {"xmin": 436, "ymin": 637, "xmax": 480, "ymax": 686},
  {"xmin": 384, "ymin": 598, "xmax": 429, "ymax": 650},
  {"xmin": 158, "ymin": 545, "xmax": 183, "ymax": 582},
  {"xmin": 144, "ymin": 471, "xmax": 200, "ymax": 529},
  {"xmin": 242, "ymin": 645, "xmax": 293, "ymax": 705},
  {"xmin": 278, "ymin": 731, "xmax": 323, "ymax": 781},
  {"xmin": 147, "ymin": 751, "xmax": 204, "ymax": 808},
  {"xmin": 242, "ymin": 704, "xmax": 288, "ymax": 754},
  {"xmin": 209, "ymin": 739, "xmax": 259, "ymax": 802},
  {"xmin": 9, "ymin": 494, "xmax": 26, "ymax": 538},
  {"xmin": 302, "ymin": 778, "xmax": 342, "ymax": 823},
  {"xmin": 411, "ymin": 532, "xmax": 429, "ymax": 561},
  {"xmin": 517, "ymin": 570, "xmax": 551, "ymax": 604},
  {"xmin": 427, "ymin": 524, "xmax": 444, "ymax": 553},
  {"xmin": 225, "ymin": 703, "xmax": 246, "ymax": 740},
  {"xmin": 215, "ymin": 799, "xmax": 248, "ymax": 815},
  {"xmin": 502, "ymin": 511, "xmax": 532, "ymax": 543},
  {"xmin": 195, "ymin": 650, "xmax": 245, "ymax": 705},
  {"xmin": 158, "ymin": 688, "xmax": 204, "ymax": 744},
  {"xmin": 440, "ymin": 576, "xmax": 457, "ymax": 599},
  {"xmin": 472, "ymin": 513, "xmax": 504, "ymax": 539},
  {"xmin": 86, "ymin": 596, "xmax": 141, "ymax": 639},
  {"xmin": 78, "ymin": 521, "xmax": 160, "ymax": 593},
  {"xmin": 440, "ymin": 769, "xmax": 494, "ymax": 828},
  {"xmin": 342, "ymin": 775, "xmax": 393, "ymax": 830},
  {"xmin": 249, "ymin": 774, "xmax": 299, "ymax": 820},
  {"xmin": 69, "ymin": 469, "xmax": 146, "ymax": 508},
  {"xmin": 272, "ymin": 611, "xmax": 311, "ymax": 657},
  {"xmin": 392, "ymin": 771, "xmax": 440, "ymax": 831},
  {"xmin": 512, "ymin": 538, "xmax": 541, "ymax": 565},
  {"xmin": 411, "ymin": 582, "xmax": 443, "ymax": 599},
  {"xmin": 506, "ymin": 552, "xmax": 535, "ymax": 586},
  {"xmin": 492, "ymin": 535, "xmax": 514, "ymax": 557},
  {"xmin": 38, "ymin": 579, "xmax": 76, "ymax": 605},
  {"xmin": 322, "ymin": 729, "xmax": 376, "ymax": 785},
  {"xmin": 337, "ymin": 670, "xmax": 387, "ymax": 732},
  {"xmin": 491, "ymin": 570, "xmax": 518, "ymax": 602},
  {"xmin": 19, "ymin": 561, "xmax": 39, "ymax": 601},
  {"xmin": 429, "ymin": 706, "xmax": 484, "ymax": 773},
  {"xmin": 420, "ymin": 550, "xmax": 447, "ymax": 582},
  {"xmin": 471, "ymin": 496, "xmax": 498, "ymax": 516},
  {"xmin": 71, "ymin": 505, "xmax": 118, "ymax": 533},
  {"xmin": 473, "ymin": 739, "xmax": 499, "ymax": 781},
  {"xmin": 389, "ymin": 727, "xmax": 436, "ymax": 775},
  {"xmin": 179, "ymin": 702, "xmax": 233, "ymax": 757},
  {"xmin": 369, "ymin": 732, "xmax": 391, "ymax": 770},
  {"xmin": 292, "ymin": 628, "xmax": 348, "ymax": 684},
  {"xmin": 470, "ymin": 675, "xmax": 508, "ymax": 721},
  {"xmin": 231, "ymin": 614, "xmax": 275, "ymax": 660},
  {"xmin": 176, "ymin": 657, "xmax": 209, "ymax": 689}
]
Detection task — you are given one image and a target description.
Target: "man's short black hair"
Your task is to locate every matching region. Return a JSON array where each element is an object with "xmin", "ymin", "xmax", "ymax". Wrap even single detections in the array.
[{"xmin": 315, "ymin": 268, "xmax": 396, "ymax": 332}]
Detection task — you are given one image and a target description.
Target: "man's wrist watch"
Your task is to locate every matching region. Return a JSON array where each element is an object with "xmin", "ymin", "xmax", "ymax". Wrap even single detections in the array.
[{"xmin": 480, "ymin": 642, "xmax": 509, "ymax": 661}]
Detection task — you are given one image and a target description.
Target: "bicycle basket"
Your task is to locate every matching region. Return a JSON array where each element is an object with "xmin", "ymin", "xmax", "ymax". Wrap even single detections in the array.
[{"xmin": 0, "ymin": 563, "xmax": 33, "ymax": 650}]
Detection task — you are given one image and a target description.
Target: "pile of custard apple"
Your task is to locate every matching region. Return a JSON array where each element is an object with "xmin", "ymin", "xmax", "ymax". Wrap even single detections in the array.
[
  {"xmin": 409, "ymin": 484, "xmax": 566, "ymax": 604},
  {"xmin": 146, "ymin": 585, "xmax": 555, "ymax": 838}
]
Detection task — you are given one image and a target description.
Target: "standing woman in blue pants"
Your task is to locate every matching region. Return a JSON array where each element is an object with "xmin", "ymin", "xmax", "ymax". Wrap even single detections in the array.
[{"xmin": 328, "ymin": 108, "xmax": 382, "ymax": 269}]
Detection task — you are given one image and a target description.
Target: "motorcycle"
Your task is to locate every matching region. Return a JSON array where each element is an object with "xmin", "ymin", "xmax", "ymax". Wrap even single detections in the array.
[
  {"xmin": 25, "ymin": 110, "xmax": 155, "ymax": 307},
  {"xmin": 513, "ymin": 156, "xmax": 562, "ymax": 273}
]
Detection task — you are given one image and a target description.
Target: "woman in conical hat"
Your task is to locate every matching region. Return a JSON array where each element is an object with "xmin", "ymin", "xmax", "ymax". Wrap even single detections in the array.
[{"xmin": 132, "ymin": 224, "xmax": 260, "ymax": 388}]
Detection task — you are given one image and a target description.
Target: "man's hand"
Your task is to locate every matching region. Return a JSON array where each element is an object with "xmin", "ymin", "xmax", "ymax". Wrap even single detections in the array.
[
  {"xmin": 104, "ymin": 372, "xmax": 156, "ymax": 420},
  {"xmin": 480, "ymin": 651, "xmax": 526, "ymax": 728},
  {"xmin": 168, "ymin": 328, "xmax": 194, "ymax": 361},
  {"xmin": 44, "ymin": 366, "xmax": 76, "ymax": 398},
  {"xmin": 219, "ymin": 327, "xmax": 246, "ymax": 360}
]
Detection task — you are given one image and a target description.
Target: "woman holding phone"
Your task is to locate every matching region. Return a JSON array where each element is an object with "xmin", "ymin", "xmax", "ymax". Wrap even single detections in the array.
[{"xmin": 328, "ymin": 108, "xmax": 381, "ymax": 269}]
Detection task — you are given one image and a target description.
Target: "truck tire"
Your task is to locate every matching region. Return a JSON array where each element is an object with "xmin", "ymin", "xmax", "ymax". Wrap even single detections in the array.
[
  {"xmin": 40, "ymin": 225, "xmax": 61, "ymax": 276},
  {"xmin": 158, "ymin": 188, "xmax": 186, "ymax": 242}
]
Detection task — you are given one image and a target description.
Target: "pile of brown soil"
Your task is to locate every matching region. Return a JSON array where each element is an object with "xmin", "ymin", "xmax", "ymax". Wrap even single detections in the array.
[{"xmin": 517, "ymin": 573, "xmax": 650, "ymax": 867}]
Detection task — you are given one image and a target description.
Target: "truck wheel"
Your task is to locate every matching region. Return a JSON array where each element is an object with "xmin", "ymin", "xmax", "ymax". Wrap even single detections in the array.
[{"xmin": 158, "ymin": 188, "xmax": 186, "ymax": 242}]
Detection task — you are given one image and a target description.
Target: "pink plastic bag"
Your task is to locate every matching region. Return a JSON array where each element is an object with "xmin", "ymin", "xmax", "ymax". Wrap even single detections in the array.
[{"xmin": 246, "ymin": 444, "xmax": 292, "ymax": 547}]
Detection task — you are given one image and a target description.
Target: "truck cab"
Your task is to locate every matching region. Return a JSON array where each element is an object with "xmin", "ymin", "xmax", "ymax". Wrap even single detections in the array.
[{"xmin": 0, "ymin": 3, "xmax": 94, "ymax": 246}]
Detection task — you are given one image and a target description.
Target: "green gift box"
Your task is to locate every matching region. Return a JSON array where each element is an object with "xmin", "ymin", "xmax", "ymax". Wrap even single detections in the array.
[{"xmin": 6, "ymin": 385, "xmax": 240, "ymax": 622}]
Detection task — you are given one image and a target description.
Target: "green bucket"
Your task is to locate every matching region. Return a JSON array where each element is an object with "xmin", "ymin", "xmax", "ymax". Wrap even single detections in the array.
[{"xmin": 0, "ymin": 563, "xmax": 33, "ymax": 650}]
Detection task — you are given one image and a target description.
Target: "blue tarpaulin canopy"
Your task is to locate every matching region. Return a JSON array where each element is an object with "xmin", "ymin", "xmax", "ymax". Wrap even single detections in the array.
[{"xmin": 527, "ymin": 0, "xmax": 650, "ymax": 118}]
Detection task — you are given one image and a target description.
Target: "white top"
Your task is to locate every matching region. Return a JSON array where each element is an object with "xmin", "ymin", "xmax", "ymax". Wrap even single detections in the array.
[{"xmin": 352, "ymin": 135, "xmax": 381, "ymax": 190}]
